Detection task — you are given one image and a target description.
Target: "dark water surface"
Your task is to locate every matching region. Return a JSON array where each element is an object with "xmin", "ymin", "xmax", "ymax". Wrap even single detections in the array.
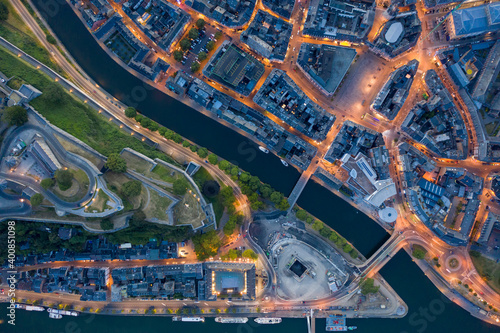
[{"xmin": 1, "ymin": 1, "xmax": 494, "ymax": 332}]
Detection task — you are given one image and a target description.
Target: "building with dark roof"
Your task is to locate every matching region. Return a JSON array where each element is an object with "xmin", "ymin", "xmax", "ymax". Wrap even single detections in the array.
[
  {"xmin": 240, "ymin": 10, "xmax": 293, "ymax": 62},
  {"xmin": 303, "ymin": 0, "xmax": 375, "ymax": 42},
  {"xmin": 447, "ymin": 3, "xmax": 500, "ymax": 40},
  {"xmin": 262, "ymin": 0, "xmax": 295, "ymax": 19},
  {"xmin": 369, "ymin": 11, "xmax": 421, "ymax": 60},
  {"xmin": 204, "ymin": 262, "xmax": 255, "ymax": 301},
  {"xmin": 185, "ymin": 0, "xmax": 256, "ymax": 28},
  {"xmin": 203, "ymin": 42, "xmax": 265, "ymax": 96},
  {"xmin": 29, "ymin": 137, "xmax": 62, "ymax": 177},
  {"xmin": 371, "ymin": 59, "xmax": 419, "ymax": 120},
  {"xmin": 296, "ymin": 43, "xmax": 356, "ymax": 97}
]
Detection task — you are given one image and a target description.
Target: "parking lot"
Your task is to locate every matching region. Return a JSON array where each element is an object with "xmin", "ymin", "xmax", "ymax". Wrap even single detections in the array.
[{"xmin": 178, "ymin": 25, "xmax": 222, "ymax": 72}]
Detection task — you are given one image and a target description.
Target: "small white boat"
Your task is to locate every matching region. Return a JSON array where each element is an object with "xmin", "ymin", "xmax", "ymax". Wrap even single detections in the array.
[
  {"xmin": 280, "ymin": 159, "xmax": 288, "ymax": 167},
  {"xmin": 254, "ymin": 317, "xmax": 282, "ymax": 324},
  {"xmin": 259, "ymin": 146, "xmax": 269, "ymax": 154},
  {"xmin": 215, "ymin": 317, "xmax": 248, "ymax": 323},
  {"xmin": 49, "ymin": 312, "xmax": 62, "ymax": 319}
]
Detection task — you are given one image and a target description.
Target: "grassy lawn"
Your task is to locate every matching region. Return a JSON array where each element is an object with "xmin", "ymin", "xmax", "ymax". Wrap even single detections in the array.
[
  {"xmin": 0, "ymin": 0, "xmax": 65, "ymax": 76},
  {"xmin": 485, "ymin": 122, "xmax": 498, "ymax": 136},
  {"xmin": 173, "ymin": 186, "xmax": 205, "ymax": 228},
  {"xmin": 85, "ymin": 189, "xmax": 111, "ymax": 213},
  {"xmin": 54, "ymin": 134, "xmax": 104, "ymax": 169},
  {"xmin": 121, "ymin": 149, "xmax": 156, "ymax": 174},
  {"xmin": 470, "ymin": 253, "xmax": 500, "ymax": 294},
  {"xmin": 151, "ymin": 164, "xmax": 181, "ymax": 183},
  {"xmin": 0, "ymin": 46, "xmax": 178, "ymax": 164},
  {"xmin": 103, "ymin": 171, "xmax": 147, "ymax": 210},
  {"xmin": 143, "ymin": 189, "xmax": 172, "ymax": 222},
  {"xmin": 121, "ymin": 150, "xmax": 181, "ymax": 186},
  {"xmin": 51, "ymin": 168, "xmax": 90, "ymax": 202},
  {"xmin": 192, "ymin": 166, "xmax": 224, "ymax": 223}
]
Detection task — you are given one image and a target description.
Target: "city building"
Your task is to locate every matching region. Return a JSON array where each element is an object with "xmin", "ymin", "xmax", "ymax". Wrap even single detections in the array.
[
  {"xmin": 110, "ymin": 262, "xmax": 256, "ymax": 301},
  {"xmin": 403, "ymin": 163, "xmax": 483, "ymax": 246},
  {"xmin": 253, "ymin": 69, "xmax": 336, "ymax": 142},
  {"xmin": 204, "ymin": 262, "xmax": 256, "ymax": 301},
  {"xmin": 15, "ymin": 266, "xmax": 109, "ymax": 301},
  {"xmin": 122, "ymin": 0, "xmax": 190, "ymax": 52},
  {"xmin": 446, "ymin": 2, "xmax": 500, "ymax": 40},
  {"xmin": 370, "ymin": 59, "xmax": 419, "ymax": 120},
  {"xmin": 325, "ymin": 120, "xmax": 381, "ymax": 163},
  {"xmin": 203, "ymin": 42, "xmax": 265, "ymax": 96},
  {"xmin": 369, "ymin": 11, "xmax": 421, "ymax": 60},
  {"xmin": 423, "ymin": 0, "xmax": 458, "ymax": 9},
  {"xmin": 478, "ymin": 212, "xmax": 500, "ymax": 245},
  {"xmin": 29, "ymin": 136, "xmax": 62, "ymax": 177},
  {"xmin": 340, "ymin": 152, "xmax": 397, "ymax": 208},
  {"xmin": 6, "ymin": 84, "xmax": 42, "ymax": 107},
  {"xmin": 296, "ymin": 43, "xmax": 357, "ymax": 97},
  {"xmin": 185, "ymin": 0, "xmax": 256, "ymax": 28},
  {"xmin": 185, "ymin": 78, "xmax": 317, "ymax": 169},
  {"xmin": 303, "ymin": 0, "xmax": 375, "ymax": 42},
  {"xmin": 262, "ymin": 0, "xmax": 295, "ymax": 19},
  {"xmin": 401, "ymin": 70, "xmax": 468, "ymax": 159},
  {"xmin": 240, "ymin": 10, "xmax": 292, "ymax": 62}
]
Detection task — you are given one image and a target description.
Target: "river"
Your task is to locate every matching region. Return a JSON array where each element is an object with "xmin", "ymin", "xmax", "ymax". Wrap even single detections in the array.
[{"xmin": 2, "ymin": 1, "xmax": 495, "ymax": 332}]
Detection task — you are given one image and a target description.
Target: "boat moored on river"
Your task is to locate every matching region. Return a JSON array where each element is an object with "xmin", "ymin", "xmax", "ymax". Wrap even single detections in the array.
[
  {"xmin": 215, "ymin": 317, "xmax": 248, "ymax": 323},
  {"xmin": 254, "ymin": 317, "xmax": 282, "ymax": 324}
]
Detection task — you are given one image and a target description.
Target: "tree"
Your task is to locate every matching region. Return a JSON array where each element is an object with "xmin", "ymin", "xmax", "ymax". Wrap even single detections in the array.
[
  {"xmin": 319, "ymin": 226, "xmax": 332, "ymax": 238},
  {"xmin": 215, "ymin": 31, "xmax": 223, "ymax": 40},
  {"xmin": 46, "ymin": 35, "xmax": 57, "ymax": 45},
  {"xmin": 242, "ymin": 249, "xmax": 258, "ymax": 260},
  {"xmin": 40, "ymin": 178, "xmax": 54, "ymax": 190},
  {"xmin": 125, "ymin": 107, "xmax": 137, "ymax": 118},
  {"xmin": 55, "ymin": 169, "xmax": 73, "ymax": 191},
  {"xmin": 190, "ymin": 145, "xmax": 198, "ymax": 152},
  {"xmin": 192, "ymin": 230, "xmax": 221, "ymax": 260},
  {"xmin": 100, "ymin": 219, "xmax": 114, "ymax": 230},
  {"xmin": 45, "ymin": 82, "xmax": 65, "ymax": 105},
  {"xmin": 173, "ymin": 178, "xmax": 189, "ymax": 196},
  {"xmin": 248, "ymin": 176, "xmax": 260, "ymax": 190},
  {"xmin": 206, "ymin": 40, "xmax": 216, "ymax": 51},
  {"xmin": 179, "ymin": 38, "xmax": 191, "ymax": 51},
  {"xmin": 227, "ymin": 168, "xmax": 237, "ymax": 179},
  {"xmin": 276, "ymin": 198, "xmax": 290, "ymax": 211},
  {"xmin": 30, "ymin": 193, "xmax": 44, "ymax": 207},
  {"xmin": 173, "ymin": 50, "xmax": 184, "ymax": 62},
  {"xmin": 195, "ymin": 18, "xmax": 205, "ymax": 29},
  {"xmin": 218, "ymin": 160, "xmax": 229, "ymax": 171},
  {"xmin": 197, "ymin": 147, "xmax": 208, "ymax": 158},
  {"xmin": 3, "ymin": 105, "xmax": 28, "ymax": 126},
  {"xmin": 412, "ymin": 245, "xmax": 427, "ymax": 260},
  {"xmin": 197, "ymin": 51, "xmax": 207, "ymax": 61},
  {"xmin": 190, "ymin": 62, "xmax": 200, "ymax": 73},
  {"xmin": 239, "ymin": 172, "xmax": 250, "ymax": 183},
  {"xmin": 312, "ymin": 220, "xmax": 323, "ymax": 231},
  {"xmin": 0, "ymin": 1, "xmax": 9, "ymax": 21},
  {"xmin": 360, "ymin": 278, "xmax": 379, "ymax": 295},
  {"xmin": 343, "ymin": 243, "xmax": 352, "ymax": 253},
  {"xmin": 207, "ymin": 153, "xmax": 218, "ymax": 165},
  {"xmin": 296, "ymin": 209, "xmax": 307, "ymax": 221},
  {"xmin": 122, "ymin": 180, "xmax": 142, "ymax": 197},
  {"xmin": 228, "ymin": 249, "xmax": 239, "ymax": 260},
  {"xmin": 182, "ymin": 140, "xmax": 191, "ymax": 147},
  {"xmin": 349, "ymin": 249, "xmax": 358, "ymax": 259},
  {"xmin": 188, "ymin": 28, "xmax": 199, "ymax": 40},
  {"xmin": 259, "ymin": 184, "xmax": 272, "ymax": 199},
  {"xmin": 270, "ymin": 191, "xmax": 283, "ymax": 205},
  {"xmin": 105, "ymin": 153, "xmax": 127, "ymax": 173}
]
